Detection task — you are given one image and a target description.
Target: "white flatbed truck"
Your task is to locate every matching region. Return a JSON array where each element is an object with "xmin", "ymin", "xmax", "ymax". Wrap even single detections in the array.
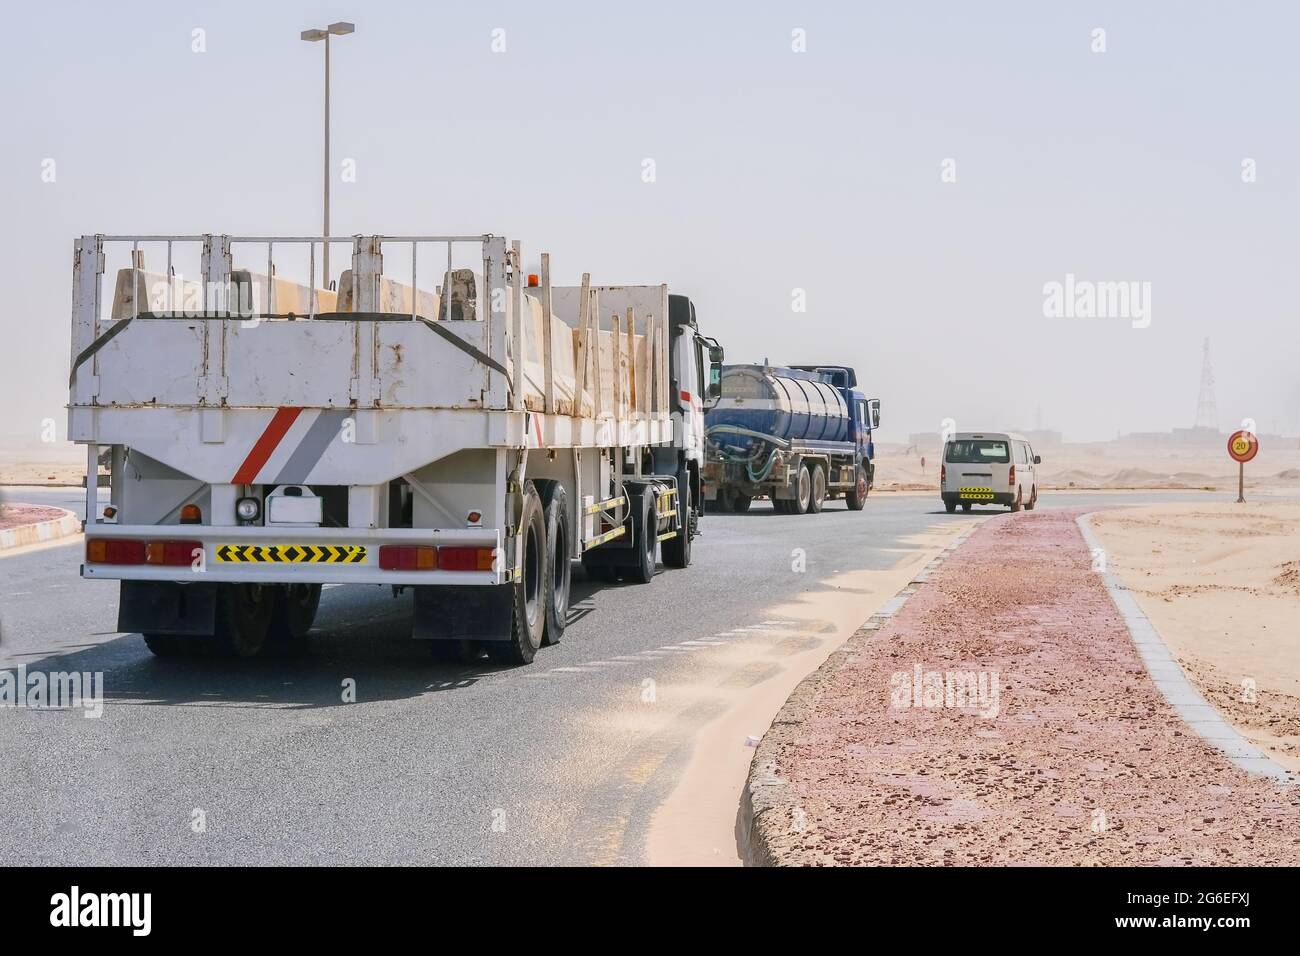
[{"xmin": 68, "ymin": 233, "xmax": 724, "ymax": 664}]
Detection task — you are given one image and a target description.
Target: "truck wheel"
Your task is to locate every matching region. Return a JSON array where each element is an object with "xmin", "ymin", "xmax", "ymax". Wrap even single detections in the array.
[
  {"xmin": 1024, "ymin": 486, "xmax": 1037, "ymax": 511},
  {"xmin": 809, "ymin": 464, "xmax": 827, "ymax": 514},
  {"xmin": 793, "ymin": 466, "xmax": 812, "ymax": 515},
  {"xmin": 626, "ymin": 490, "xmax": 658, "ymax": 584},
  {"xmin": 143, "ymin": 633, "xmax": 191, "ymax": 657},
  {"xmin": 961, "ymin": 502, "xmax": 972, "ymax": 512},
  {"xmin": 213, "ymin": 583, "xmax": 274, "ymax": 658},
  {"xmin": 731, "ymin": 493, "xmax": 752, "ymax": 514},
  {"xmin": 661, "ymin": 471, "xmax": 692, "ymax": 568},
  {"xmin": 540, "ymin": 482, "xmax": 571, "ymax": 645},
  {"xmin": 1010, "ymin": 488, "xmax": 1022, "ymax": 513},
  {"xmin": 846, "ymin": 465, "xmax": 869, "ymax": 511},
  {"xmin": 487, "ymin": 481, "xmax": 547, "ymax": 665},
  {"xmin": 268, "ymin": 583, "xmax": 322, "ymax": 655},
  {"xmin": 944, "ymin": 499, "xmax": 957, "ymax": 514},
  {"xmin": 708, "ymin": 491, "xmax": 731, "ymax": 513}
]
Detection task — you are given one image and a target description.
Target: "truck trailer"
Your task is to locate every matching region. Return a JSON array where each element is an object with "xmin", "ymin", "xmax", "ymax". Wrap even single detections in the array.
[
  {"xmin": 68, "ymin": 233, "xmax": 723, "ymax": 664},
  {"xmin": 702, "ymin": 364, "xmax": 879, "ymax": 514}
]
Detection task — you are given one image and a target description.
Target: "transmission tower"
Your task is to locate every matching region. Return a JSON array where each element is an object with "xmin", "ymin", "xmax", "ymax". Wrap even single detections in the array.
[{"xmin": 1194, "ymin": 338, "xmax": 1218, "ymax": 431}]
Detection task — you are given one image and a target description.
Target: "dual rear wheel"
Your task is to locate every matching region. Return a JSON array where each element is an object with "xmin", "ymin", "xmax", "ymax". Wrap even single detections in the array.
[{"xmin": 143, "ymin": 583, "xmax": 322, "ymax": 659}]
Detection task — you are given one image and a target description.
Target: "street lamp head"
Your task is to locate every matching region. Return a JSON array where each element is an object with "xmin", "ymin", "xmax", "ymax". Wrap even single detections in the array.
[
  {"xmin": 327, "ymin": 22, "xmax": 355, "ymax": 36},
  {"xmin": 300, "ymin": 28, "xmax": 327, "ymax": 42}
]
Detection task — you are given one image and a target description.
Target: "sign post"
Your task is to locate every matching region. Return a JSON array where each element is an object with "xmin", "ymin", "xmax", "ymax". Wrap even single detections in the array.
[{"xmin": 1227, "ymin": 430, "xmax": 1260, "ymax": 503}]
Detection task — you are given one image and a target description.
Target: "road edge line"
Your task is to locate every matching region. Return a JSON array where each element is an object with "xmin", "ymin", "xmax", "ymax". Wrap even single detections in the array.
[
  {"xmin": 735, "ymin": 520, "xmax": 985, "ymax": 866},
  {"xmin": 1077, "ymin": 513, "xmax": 1296, "ymax": 786}
]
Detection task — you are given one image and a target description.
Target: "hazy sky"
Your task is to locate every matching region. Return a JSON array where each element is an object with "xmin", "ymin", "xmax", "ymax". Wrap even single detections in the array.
[{"xmin": 2, "ymin": 1, "xmax": 1297, "ymax": 443}]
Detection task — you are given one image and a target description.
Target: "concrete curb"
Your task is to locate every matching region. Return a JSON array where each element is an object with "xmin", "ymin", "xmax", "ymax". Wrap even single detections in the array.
[
  {"xmin": 736, "ymin": 520, "xmax": 986, "ymax": 866},
  {"xmin": 1077, "ymin": 514, "xmax": 1296, "ymax": 786},
  {"xmin": 0, "ymin": 507, "xmax": 80, "ymax": 553}
]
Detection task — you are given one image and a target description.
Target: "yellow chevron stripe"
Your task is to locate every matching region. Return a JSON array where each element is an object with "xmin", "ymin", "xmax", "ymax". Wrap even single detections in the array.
[{"xmin": 215, "ymin": 544, "xmax": 367, "ymax": 564}]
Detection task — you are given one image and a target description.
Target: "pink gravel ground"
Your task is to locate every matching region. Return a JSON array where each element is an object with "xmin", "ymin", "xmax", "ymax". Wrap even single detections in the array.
[
  {"xmin": 764, "ymin": 508, "xmax": 1300, "ymax": 865},
  {"xmin": 0, "ymin": 504, "xmax": 66, "ymax": 532}
]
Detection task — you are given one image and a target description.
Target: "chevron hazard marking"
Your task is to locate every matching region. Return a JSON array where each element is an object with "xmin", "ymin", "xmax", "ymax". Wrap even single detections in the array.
[{"xmin": 215, "ymin": 544, "xmax": 366, "ymax": 564}]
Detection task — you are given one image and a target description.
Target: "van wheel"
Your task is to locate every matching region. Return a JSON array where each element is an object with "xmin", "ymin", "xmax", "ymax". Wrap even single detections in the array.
[
  {"xmin": 1010, "ymin": 488, "xmax": 1022, "ymax": 513},
  {"xmin": 808, "ymin": 464, "xmax": 827, "ymax": 514},
  {"xmin": 1025, "ymin": 486, "xmax": 1037, "ymax": 511},
  {"xmin": 486, "ymin": 481, "xmax": 546, "ymax": 665},
  {"xmin": 539, "ymin": 482, "xmax": 571, "ymax": 645},
  {"xmin": 268, "ymin": 584, "xmax": 322, "ymax": 655},
  {"xmin": 792, "ymin": 466, "xmax": 812, "ymax": 514},
  {"xmin": 944, "ymin": 499, "xmax": 957, "ymax": 514},
  {"xmin": 731, "ymin": 493, "xmax": 752, "ymax": 514},
  {"xmin": 626, "ymin": 491, "xmax": 658, "ymax": 584},
  {"xmin": 846, "ymin": 465, "xmax": 868, "ymax": 511},
  {"xmin": 961, "ymin": 502, "xmax": 972, "ymax": 513}
]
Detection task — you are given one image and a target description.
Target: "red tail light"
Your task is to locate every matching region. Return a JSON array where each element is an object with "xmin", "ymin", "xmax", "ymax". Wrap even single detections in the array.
[
  {"xmin": 940, "ymin": 463, "xmax": 946, "ymax": 483},
  {"xmin": 86, "ymin": 538, "xmax": 146, "ymax": 565},
  {"xmin": 438, "ymin": 547, "xmax": 497, "ymax": 571},
  {"xmin": 146, "ymin": 540, "xmax": 203, "ymax": 566},
  {"xmin": 378, "ymin": 545, "xmax": 437, "ymax": 571},
  {"xmin": 1008, "ymin": 465, "xmax": 1016, "ymax": 486}
]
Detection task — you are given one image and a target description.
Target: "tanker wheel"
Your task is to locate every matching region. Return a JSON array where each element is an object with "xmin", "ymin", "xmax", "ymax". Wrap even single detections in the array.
[
  {"xmin": 846, "ymin": 465, "xmax": 869, "ymax": 511},
  {"xmin": 808, "ymin": 464, "xmax": 827, "ymax": 514},
  {"xmin": 792, "ymin": 465, "xmax": 812, "ymax": 515}
]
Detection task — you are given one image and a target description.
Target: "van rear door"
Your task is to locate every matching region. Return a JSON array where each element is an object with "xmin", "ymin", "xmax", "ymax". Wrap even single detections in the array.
[{"xmin": 944, "ymin": 437, "xmax": 1011, "ymax": 501}]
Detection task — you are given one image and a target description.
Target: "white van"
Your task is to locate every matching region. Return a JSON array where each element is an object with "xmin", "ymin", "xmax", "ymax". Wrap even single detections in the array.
[{"xmin": 940, "ymin": 432, "xmax": 1040, "ymax": 513}]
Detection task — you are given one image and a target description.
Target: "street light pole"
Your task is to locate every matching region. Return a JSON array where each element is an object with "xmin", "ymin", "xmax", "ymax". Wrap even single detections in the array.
[{"xmin": 301, "ymin": 21, "xmax": 355, "ymax": 285}]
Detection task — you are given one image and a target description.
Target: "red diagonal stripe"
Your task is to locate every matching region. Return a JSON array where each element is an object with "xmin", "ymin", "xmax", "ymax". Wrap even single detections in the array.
[{"xmin": 231, "ymin": 407, "xmax": 302, "ymax": 484}]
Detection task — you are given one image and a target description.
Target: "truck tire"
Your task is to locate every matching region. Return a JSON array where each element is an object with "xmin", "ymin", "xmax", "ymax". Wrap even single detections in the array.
[
  {"xmin": 143, "ymin": 633, "xmax": 189, "ymax": 657},
  {"xmin": 792, "ymin": 465, "xmax": 812, "ymax": 515},
  {"xmin": 944, "ymin": 499, "xmax": 957, "ymax": 514},
  {"xmin": 487, "ymin": 481, "xmax": 547, "ymax": 665},
  {"xmin": 1024, "ymin": 486, "xmax": 1037, "ymax": 511},
  {"xmin": 212, "ymin": 583, "xmax": 274, "ymax": 658},
  {"xmin": 1010, "ymin": 488, "xmax": 1022, "ymax": 513},
  {"xmin": 731, "ymin": 493, "xmax": 752, "ymax": 514},
  {"xmin": 540, "ymin": 482, "xmax": 571, "ymax": 645},
  {"xmin": 267, "ymin": 583, "xmax": 322, "ymax": 655},
  {"xmin": 846, "ymin": 465, "xmax": 869, "ymax": 511},
  {"xmin": 626, "ymin": 490, "xmax": 658, "ymax": 584},
  {"xmin": 809, "ymin": 464, "xmax": 827, "ymax": 514},
  {"xmin": 661, "ymin": 470, "xmax": 692, "ymax": 568}
]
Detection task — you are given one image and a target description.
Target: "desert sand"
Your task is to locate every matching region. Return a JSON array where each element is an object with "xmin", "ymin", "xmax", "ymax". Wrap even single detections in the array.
[
  {"xmin": 875, "ymin": 441, "xmax": 1300, "ymax": 494},
  {"xmin": 1091, "ymin": 502, "xmax": 1300, "ymax": 773}
]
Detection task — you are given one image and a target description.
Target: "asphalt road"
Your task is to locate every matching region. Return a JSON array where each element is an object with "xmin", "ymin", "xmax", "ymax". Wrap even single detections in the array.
[{"xmin": 0, "ymin": 486, "xmax": 1229, "ymax": 864}]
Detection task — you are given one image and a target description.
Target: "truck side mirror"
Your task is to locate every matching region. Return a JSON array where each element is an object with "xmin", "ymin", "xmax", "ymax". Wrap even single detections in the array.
[
  {"xmin": 707, "ymin": 346, "xmax": 724, "ymax": 400},
  {"xmin": 1033, "ymin": 455, "xmax": 1041, "ymax": 465},
  {"xmin": 869, "ymin": 398, "xmax": 881, "ymax": 429}
]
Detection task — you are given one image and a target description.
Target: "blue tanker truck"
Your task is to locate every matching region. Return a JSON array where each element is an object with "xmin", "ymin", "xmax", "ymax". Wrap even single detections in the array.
[{"xmin": 702, "ymin": 364, "xmax": 881, "ymax": 514}]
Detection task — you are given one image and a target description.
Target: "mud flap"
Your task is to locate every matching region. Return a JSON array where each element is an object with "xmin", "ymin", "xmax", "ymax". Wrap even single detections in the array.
[
  {"xmin": 413, "ymin": 584, "xmax": 514, "ymax": 642},
  {"xmin": 118, "ymin": 580, "xmax": 218, "ymax": 636}
]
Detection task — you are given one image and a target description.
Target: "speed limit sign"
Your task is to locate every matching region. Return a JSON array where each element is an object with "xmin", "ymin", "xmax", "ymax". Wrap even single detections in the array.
[
  {"xmin": 1228, "ymin": 430, "xmax": 1259, "ymax": 463},
  {"xmin": 1228, "ymin": 430, "xmax": 1259, "ymax": 502}
]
